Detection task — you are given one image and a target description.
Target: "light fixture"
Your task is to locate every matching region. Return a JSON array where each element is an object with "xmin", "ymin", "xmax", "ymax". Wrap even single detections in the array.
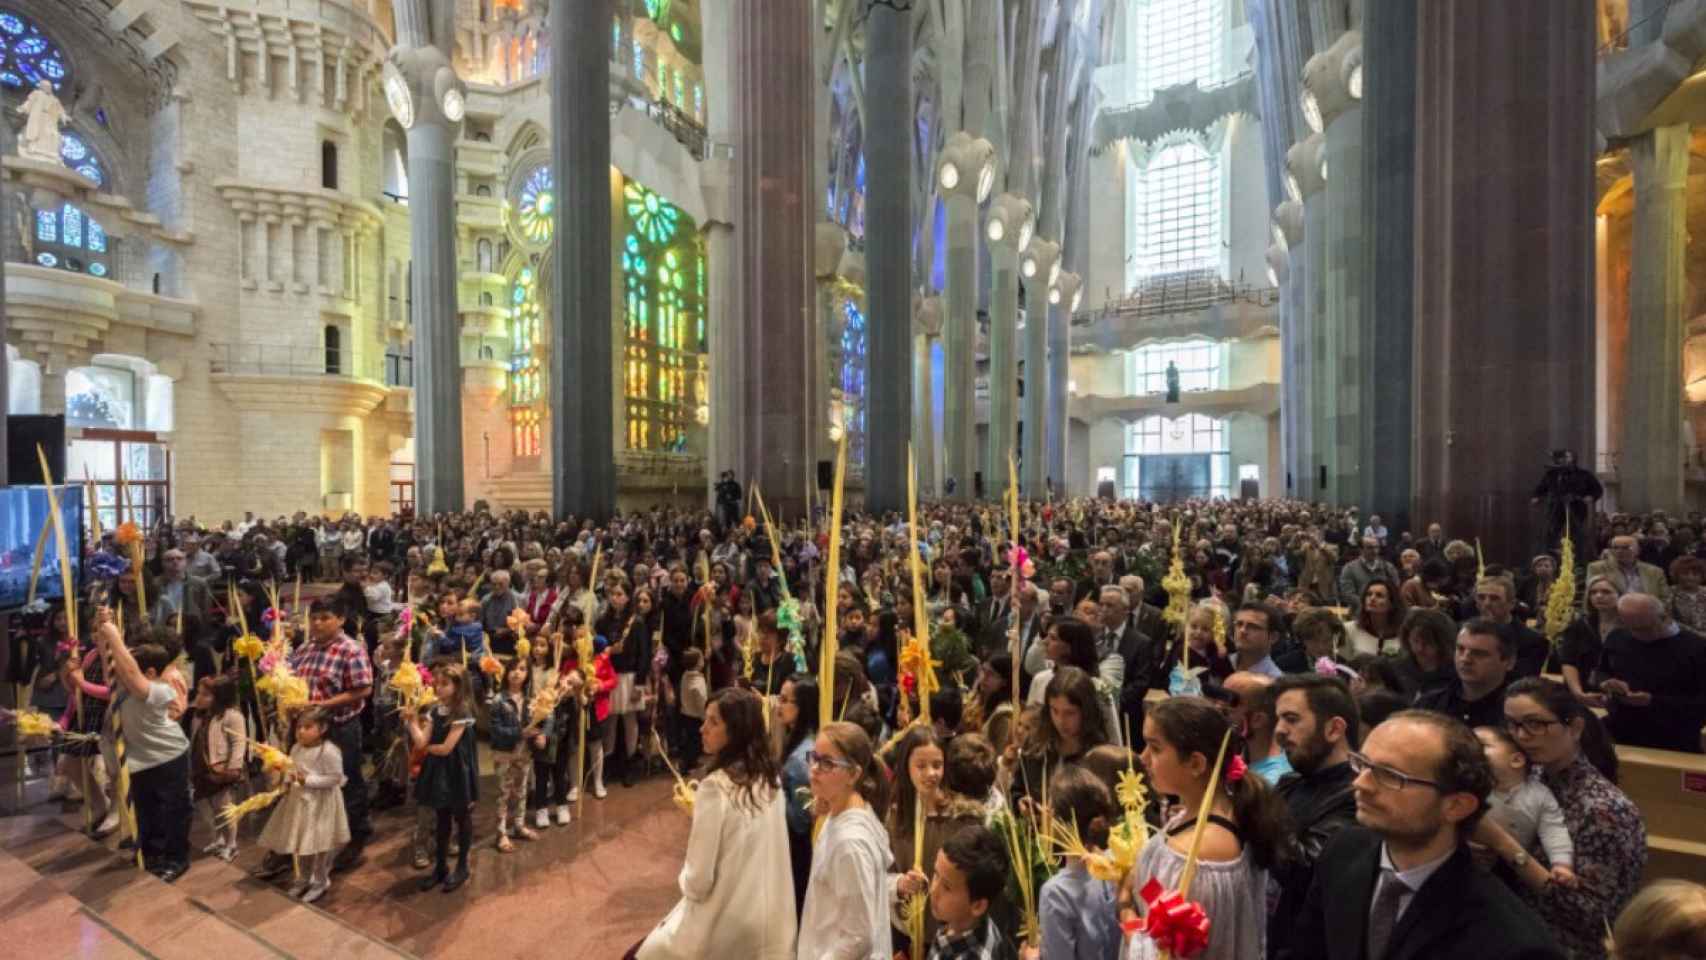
[
  {"xmin": 382, "ymin": 60, "xmax": 414, "ymax": 129},
  {"xmin": 1320, "ymin": 156, "xmax": 1328, "ymax": 182},
  {"xmin": 986, "ymin": 194, "xmax": 1035, "ymax": 252},
  {"xmin": 1347, "ymin": 63, "xmax": 1363, "ymax": 100},
  {"xmin": 938, "ymin": 132, "xmax": 997, "ymax": 203},
  {"xmin": 1301, "ymin": 87, "xmax": 1323, "ymax": 134},
  {"xmin": 1022, "ymin": 238, "xmax": 1062, "ymax": 289},
  {"xmin": 694, "ymin": 403, "xmax": 709, "ymax": 425},
  {"xmin": 1284, "ymin": 171, "xmax": 1302, "ymax": 204},
  {"xmin": 1052, "ymin": 271, "xmax": 1083, "ymax": 313},
  {"xmin": 441, "ymin": 88, "xmax": 465, "ymax": 122}
]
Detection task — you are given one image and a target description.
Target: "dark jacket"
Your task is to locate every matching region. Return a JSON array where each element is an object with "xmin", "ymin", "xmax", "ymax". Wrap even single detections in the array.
[
  {"xmin": 1269, "ymin": 761, "xmax": 1359, "ymax": 956},
  {"xmin": 1282, "ymin": 827, "xmax": 1564, "ymax": 960},
  {"xmin": 488, "ymin": 690, "xmax": 533, "ymax": 752},
  {"xmin": 1414, "ymin": 679, "xmax": 1510, "ymax": 731}
]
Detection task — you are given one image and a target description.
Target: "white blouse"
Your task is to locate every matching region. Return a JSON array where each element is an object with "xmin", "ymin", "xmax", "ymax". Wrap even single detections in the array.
[
  {"xmin": 797, "ymin": 804, "xmax": 893, "ymax": 960},
  {"xmin": 638, "ymin": 770, "xmax": 796, "ymax": 960}
]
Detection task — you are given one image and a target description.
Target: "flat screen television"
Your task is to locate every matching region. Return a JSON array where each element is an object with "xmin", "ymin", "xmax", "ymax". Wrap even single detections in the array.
[{"xmin": 0, "ymin": 484, "xmax": 84, "ymax": 612}]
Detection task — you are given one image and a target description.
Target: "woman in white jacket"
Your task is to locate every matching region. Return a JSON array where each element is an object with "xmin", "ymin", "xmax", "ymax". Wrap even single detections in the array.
[
  {"xmin": 635, "ymin": 687, "xmax": 795, "ymax": 960},
  {"xmin": 797, "ymin": 721, "xmax": 893, "ymax": 960}
]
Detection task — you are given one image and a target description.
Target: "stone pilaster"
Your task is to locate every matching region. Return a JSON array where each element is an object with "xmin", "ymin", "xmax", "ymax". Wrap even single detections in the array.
[
  {"xmin": 987, "ymin": 244, "xmax": 1020, "ymax": 502},
  {"xmin": 942, "ymin": 192, "xmax": 977, "ymax": 500},
  {"xmin": 1624, "ymin": 124, "xmax": 1689, "ymax": 512},
  {"xmin": 864, "ymin": 0, "xmax": 913, "ymax": 513},
  {"xmin": 549, "ymin": 0, "xmax": 615, "ymax": 519}
]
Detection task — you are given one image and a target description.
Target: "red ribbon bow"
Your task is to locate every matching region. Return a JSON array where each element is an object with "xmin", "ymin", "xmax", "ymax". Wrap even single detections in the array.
[{"xmin": 1127, "ymin": 878, "xmax": 1211, "ymax": 958}]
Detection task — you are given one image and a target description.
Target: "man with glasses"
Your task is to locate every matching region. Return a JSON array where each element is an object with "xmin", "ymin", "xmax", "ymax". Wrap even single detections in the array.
[
  {"xmin": 1284, "ymin": 711, "xmax": 1562, "ymax": 960},
  {"xmin": 150, "ymin": 547, "xmax": 214, "ymax": 669},
  {"xmin": 1586, "ymin": 534, "xmax": 1670, "ymax": 602},
  {"xmin": 1269, "ymin": 674, "xmax": 1360, "ymax": 957},
  {"xmin": 1471, "ymin": 575, "xmax": 1548, "ymax": 679},
  {"xmin": 1229, "ymin": 601, "xmax": 1284, "ymax": 679},
  {"xmin": 1415, "ymin": 620, "xmax": 1515, "ymax": 731}
]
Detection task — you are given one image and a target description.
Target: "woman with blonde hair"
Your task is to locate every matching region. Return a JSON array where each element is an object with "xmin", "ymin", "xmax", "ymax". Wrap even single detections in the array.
[{"xmin": 1607, "ymin": 880, "xmax": 1706, "ymax": 959}]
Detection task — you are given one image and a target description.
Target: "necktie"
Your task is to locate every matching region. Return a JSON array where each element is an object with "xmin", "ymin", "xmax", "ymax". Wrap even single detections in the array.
[{"xmin": 1366, "ymin": 869, "xmax": 1407, "ymax": 960}]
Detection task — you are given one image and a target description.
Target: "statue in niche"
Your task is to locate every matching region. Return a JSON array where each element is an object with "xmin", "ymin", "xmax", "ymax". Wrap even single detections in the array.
[
  {"xmin": 15, "ymin": 193, "xmax": 32, "ymax": 258},
  {"xmin": 15, "ymin": 79, "xmax": 67, "ymax": 164}
]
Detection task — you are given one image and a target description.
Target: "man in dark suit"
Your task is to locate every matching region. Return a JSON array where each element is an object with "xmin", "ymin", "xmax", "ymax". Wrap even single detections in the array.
[{"xmin": 1283, "ymin": 710, "xmax": 1563, "ymax": 960}]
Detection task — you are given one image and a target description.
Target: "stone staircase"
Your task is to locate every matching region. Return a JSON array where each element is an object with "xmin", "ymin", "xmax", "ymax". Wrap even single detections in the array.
[
  {"xmin": 485, "ymin": 472, "xmax": 553, "ymax": 513},
  {"xmin": 0, "ymin": 814, "xmax": 417, "ymax": 960}
]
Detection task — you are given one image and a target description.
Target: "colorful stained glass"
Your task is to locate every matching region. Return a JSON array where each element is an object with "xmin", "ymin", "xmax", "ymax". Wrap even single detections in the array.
[
  {"xmin": 0, "ymin": 11, "xmax": 66, "ymax": 91},
  {"xmin": 35, "ymin": 208, "xmax": 54, "ymax": 243},
  {"xmin": 34, "ymin": 251, "xmax": 56, "ymax": 267},
  {"xmin": 621, "ymin": 177, "xmax": 704, "ymax": 451},
  {"xmin": 88, "ymin": 261, "xmax": 107, "ymax": 277},
  {"xmin": 841, "ymin": 298, "xmax": 868, "ymax": 466},
  {"xmin": 87, "ymin": 218, "xmax": 106, "ymax": 253},
  {"xmin": 516, "ymin": 165, "xmax": 554, "ymax": 245},
  {"xmin": 507, "ymin": 264, "xmax": 544, "ymax": 457},
  {"xmin": 61, "ymin": 203, "xmax": 81, "ymax": 248}
]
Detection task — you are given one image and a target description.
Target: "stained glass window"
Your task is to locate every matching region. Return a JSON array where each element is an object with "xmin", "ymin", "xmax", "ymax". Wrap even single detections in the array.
[
  {"xmin": 633, "ymin": 40, "xmax": 645, "ymax": 79},
  {"xmin": 516, "ymin": 165, "xmax": 554, "ymax": 245},
  {"xmin": 32, "ymin": 201, "xmax": 109, "ymax": 278},
  {"xmin": 621, "ymin": 178, "xmax": 705, "ymax": 452},
  {"xmin": 694, "ymin": 84, "xmax": 703, "ymax": 120},
  {"xmin": 0, "ymin": 11, "xmax": 68, "ymax": 92},
  {"xmin": 59, "ymin": 131, "xmax": 106, "ymax": 187},
  {"xmin": 508, "ymin": 265, "xmax": 544, "ymax": 457},
  {"xmin": 840, "ymin": 298, "xmax": 868, "ymax": 466}
]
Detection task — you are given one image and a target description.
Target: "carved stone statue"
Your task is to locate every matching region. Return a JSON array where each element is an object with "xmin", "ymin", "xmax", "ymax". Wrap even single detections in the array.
[{"xmin": 15, "ymin": 79, "xmax": 67, "ymax": 164}]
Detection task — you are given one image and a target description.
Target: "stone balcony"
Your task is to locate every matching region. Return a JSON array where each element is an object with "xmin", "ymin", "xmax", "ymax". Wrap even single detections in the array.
[
  {"xmin": 1069, "ymin": 381, "xmax": 1282, "ymax": 424},
  {"xmin": 4, "ymin": 263, "xmax": 198, "ymax": 375}
]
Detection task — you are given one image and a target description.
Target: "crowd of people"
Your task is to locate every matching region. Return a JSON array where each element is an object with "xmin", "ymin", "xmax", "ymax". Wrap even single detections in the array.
[{"xmin": 6, "ymin": 495, "xmax": 1706, "ymax": 959}]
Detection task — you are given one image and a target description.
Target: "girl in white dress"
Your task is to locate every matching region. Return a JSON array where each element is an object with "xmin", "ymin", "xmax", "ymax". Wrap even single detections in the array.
[
  {"xmin": 798, "ymin": 721, "xmax": 893, "ymax": 960},
  {"xmin": 635, "ymin": 687, "xmax": 796, "ymax": 960},
  {"xmin": 1121, "ymin": 697, "xmax": 1289, "ymax": 960},
  {"xmin": 258, "ymin": 708, "xmax": 350, "ymax": 903}
]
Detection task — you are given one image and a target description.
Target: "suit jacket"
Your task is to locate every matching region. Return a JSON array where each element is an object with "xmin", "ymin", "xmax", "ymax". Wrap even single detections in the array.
[
  {"xmin": 1585, "ymin": 558, "xmax": 1671, "ymax": 604},
  {"xmin": 1284, "ymin": 827, "xmax": 1563, "ymax": 960}
]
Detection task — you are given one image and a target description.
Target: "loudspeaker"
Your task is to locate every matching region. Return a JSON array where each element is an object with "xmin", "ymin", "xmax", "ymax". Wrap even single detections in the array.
[
  {"xmin": 817, "ymin": 460, "xmax": 833, "ymax": 490},
  {"xmin": 7, "ymin": 415, "xmax": 65, "ymax": 485},
  {"xmin": 974, "ymin": 471, "xmax": 985, "ymax": 498}
]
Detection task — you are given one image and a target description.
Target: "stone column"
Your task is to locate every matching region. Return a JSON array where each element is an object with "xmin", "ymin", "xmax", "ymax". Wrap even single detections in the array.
[
  {"xmin": 1624, "ymin": 124, "xmax": 1689, "ymax": 512},
  {"xmin": 1412, "ymin": 0, "xmax": 1596, "ymax": 563},
  {"xmin": 549, "ymin": 0, "xmax": 615, "ymax": 519},
  {"xmin": 1322, "ymin": 102, "xmax": 1365, "ymax": 508},
  {"xmin": 942, "ymin": 191, "xmax": 977, "ymax": 501},
  {"xmin": 985, "ymin": 201, "xmax": 1026, "ymax": 502},
  {"xmin": 393, "ymin": 2, "xmax": 466, "ymax": 515},
  {"xmin": 1022, "ymin": 240, "xmax": 1060, "ymax": 498},
  {"xmin": 864, "ymin": 0, "xmax": 913, "ymax": 513},
  {"xmin": 1046, "ymin": 285, "xmax": 1076, "ymax": 498},
  {"xmin": 1289, "ymin": 136, "xmax": 1331, "ymax": 501},
  {"xmin": 1364, "ymin": 0, "xmax": 1416, "ymax": 526},
  {"xmin": 914, "ymin": 295, "xmax": 942, "ymax": 497}
]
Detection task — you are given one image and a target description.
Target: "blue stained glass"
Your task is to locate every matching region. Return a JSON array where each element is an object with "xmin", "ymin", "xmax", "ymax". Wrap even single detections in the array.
[
  {"xmin": 87, "ymin": 219, "xmax": 105, "ymax": 252},
  {"xmin": 633, "ymin": 41, "xmax": 644, "ymax": 79},
  {"xmin": 62, "ymin": 203, "xmax": 81, "ymax": 248},
  {"xmin": 0, "ymin": 13, "xmax": 68, "ymax": 92},
  {"xmin": 695, "ymin": 85, "xmax": 703, "ymax": 118},
  {"xmin": 75, "ymin": 163, "xmax": 101, "ymax": 184},
  {"xmin": 89, "ymin": 261, "xmax": 107, "ymax": 277},
  {"xmin": 35, "ymin": 209, "xmax": 54, "ymax": 242},
  {"xmin": 60, "ymin": 134, "xmax": 86, "ymax": 160},
  {"xmin": 35, "ymin": 252, "xmax": 56, "ymax": 267}
]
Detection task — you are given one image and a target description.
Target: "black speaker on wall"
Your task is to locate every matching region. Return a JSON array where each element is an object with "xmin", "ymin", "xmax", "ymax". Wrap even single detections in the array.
[
  {"xmin": 817, "ymin": 460, "xmax": 834, "ymax": 490},
  {"xmin": 6, "ymin": 415, "xmax": 65, "ymax": 485}
]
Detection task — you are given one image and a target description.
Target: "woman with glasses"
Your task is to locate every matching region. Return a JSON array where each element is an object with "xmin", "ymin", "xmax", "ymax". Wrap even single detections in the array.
[
  {"xmin": 777, "ymin": 677, "xmax": 819, "ymax": 917},
  {"xmin": 1477, "ymin": 678, "xmax": 1645, "ymax": 960},
  {"xmin": 797, "ymin": 721, "xmax": 892, "ymax": 960},
  {"xmin": 633, "ymin": 687, "xmax": 794, "ymax": 960}
]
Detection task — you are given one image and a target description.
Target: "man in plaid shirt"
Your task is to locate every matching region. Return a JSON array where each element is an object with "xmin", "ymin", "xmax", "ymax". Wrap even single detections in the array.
[
  {"xmin": 923, "ymin": 826, "xmax": 1017, "ymax": 960},
  {"xmin": 259, "ymin": 597, "xmax": 375, "ymax": 879}
]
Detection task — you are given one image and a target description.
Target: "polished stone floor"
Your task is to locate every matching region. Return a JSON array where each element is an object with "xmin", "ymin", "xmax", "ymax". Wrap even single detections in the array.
[{"xmin": 0, "ymin": 770, "xmax": 692, "ymax": 960}]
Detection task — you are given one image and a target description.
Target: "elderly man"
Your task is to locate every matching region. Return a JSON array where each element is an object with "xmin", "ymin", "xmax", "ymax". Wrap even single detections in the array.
[
  {"xmin": 151, "ymin": 547, "xmax": 216, "ymax": 674},
  {"xmin": 1338, "ymin": 536, "xmax": 1400, "ymax": 615},
  {"xmin": 1075, "ymin": 549, "xmax": 1119, "ymax": 603},
  {"xmin": 480, "ymin": 568, "xmax": 525, "ymax": 654},
  {"xmin": 1596, "ymin": 593, "xmax": 1706, "ymax": 753},
  {"xmin": 1586, "ymin": 535, "xmax": 1671, "ymax": 603},
  {"xmin": 182, "ymin": 533, "xmax": 223, "ymax": 582},
  {"xmin": 1101, "ymin": 584, "xmax": 1160, "ymax": 734},
  {"xmin": 1472, "ymin": 575, "xmax": 1549, "ymax": 679}
]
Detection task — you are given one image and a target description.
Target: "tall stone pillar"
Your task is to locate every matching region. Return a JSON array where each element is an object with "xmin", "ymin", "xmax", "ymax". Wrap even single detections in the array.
[
  {"xmin": 712, "ymin": 0, "xmax": 816, "ymax": 518},
  {"xmin": 864, "ymin": 0, "xmax": 913, "ymax": 513},
  {"xmin": 1021, "ymin": 240, "xmax": 1061, "ymax": 498},
  {"xmin": 1319, "ymin": 95, "xmax": 1365, "ymax": 507},
  {"xmin": 914, "ymin": 296, "xmax": 942, "ymax": 497},
  {"xmin": 1412, "ymin": 0, "xmax": 1595, "ymax": 563},
  {"xmin": 1289, "ymin": 137, "xmax": 1330, "ymax": 501},
  {"xmin": 389, "ymin": 3, "xmax": 466, "ymax": 515},
  {"xmin": 985, "ymin": 194, "xmax": 1032, "ymax": 503},
  {"xmin": 1047, "ymin": 276, "xmax": 1081, "ymax": 499},
  {"xmin": 1364, "ymin": 0, "xmax": 1416, "ymax": 527},
  {"xmin": 1624, "ymin": 124, "xmax": 1688, "ymax": 512},
  {"xmin": 548, "ymin": 0, "xmax": 614, "ymax": 519},
  {"xmin": 942, "ymin": 192, "xmax": 977, "ymax": 501}
]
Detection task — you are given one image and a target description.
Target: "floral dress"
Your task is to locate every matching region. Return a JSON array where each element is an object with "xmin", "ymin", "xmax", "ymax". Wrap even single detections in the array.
[{"xmin": 1519, "ymin": 754, "xmax": 1645, "ymax": 960}]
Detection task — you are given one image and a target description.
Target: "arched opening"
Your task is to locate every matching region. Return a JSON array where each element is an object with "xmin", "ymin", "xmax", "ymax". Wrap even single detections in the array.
[
  {"xmin": 477, "ymin": 237, "xmax": 494, "ymax": 272},
  {"xmin": 324, "ymin": 324, "xmax": 342, "ymax": 374},
  {"xmin": 321, "ymin": 140, "xmax": 339, "ymax": 190}
]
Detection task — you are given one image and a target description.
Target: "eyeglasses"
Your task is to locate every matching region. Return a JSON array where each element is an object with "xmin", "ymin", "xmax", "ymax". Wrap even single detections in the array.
[
  {"xmin": 805, "ymin": 751, "xmax": 856, "ymax": 773},
  {"xmin": 1503, "ymin": 716, "xmax": 1562, "ymax": 737},
  {"xmin": 1348, "ymin": 751, "xmax": 1443, "ymax": 792}
]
